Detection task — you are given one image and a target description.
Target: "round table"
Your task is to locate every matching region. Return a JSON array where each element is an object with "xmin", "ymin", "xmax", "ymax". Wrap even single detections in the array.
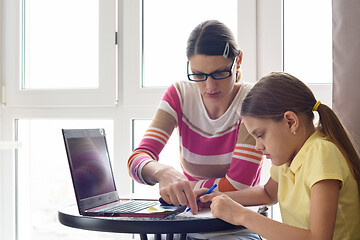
[{"xmin": 58, "ymin": 204, "xmax": 246, "ymax": 240}]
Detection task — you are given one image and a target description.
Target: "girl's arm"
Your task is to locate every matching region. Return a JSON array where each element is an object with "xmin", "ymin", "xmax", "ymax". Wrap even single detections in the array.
[
  {"xmin": 200, "ymin": 177, "xmax": 278, "ymax": 206},
  {"xmin": 211, "ymin": 179, "xmax": 340, "ymax": 240},
  {"xmin": 227, "ymin": 176, "xmax": 278, "ymax": 206}
]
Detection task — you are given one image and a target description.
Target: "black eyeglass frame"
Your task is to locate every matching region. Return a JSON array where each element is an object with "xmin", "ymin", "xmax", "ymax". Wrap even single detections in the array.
[{"xmin": 187, "ymin": 58, "xmax": 236, "ymax": 82}]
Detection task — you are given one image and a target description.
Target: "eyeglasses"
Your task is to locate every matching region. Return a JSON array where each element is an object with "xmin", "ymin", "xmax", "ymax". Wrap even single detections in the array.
[{"xmin": 187, "ymin": 58, "xmax": 236, "ymax": 82}]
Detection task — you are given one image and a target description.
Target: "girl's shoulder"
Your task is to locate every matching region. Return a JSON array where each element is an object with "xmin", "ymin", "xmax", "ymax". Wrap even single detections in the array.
[
  {"xmin": 302, "ymin": 132, "xmax": 344, "ymax": 163},
  {"xmin": 302, "ymin": 132, "xmax": 351, "ymax": 185},
  {"xmin": 308, "ymin": 133, "xmax": 341, "ymax": 156}
]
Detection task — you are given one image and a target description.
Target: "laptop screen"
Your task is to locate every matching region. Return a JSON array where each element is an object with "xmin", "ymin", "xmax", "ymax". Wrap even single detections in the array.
[
  {"xmin": 63, "ymin": 129, "xmax": 119, "ymax": 211},
  {"xmin": 67, "ymin": 136, "xmax": 116, "ymax": 200}
]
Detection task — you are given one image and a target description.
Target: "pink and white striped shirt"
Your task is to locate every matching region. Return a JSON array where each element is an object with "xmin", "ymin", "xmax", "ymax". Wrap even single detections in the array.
[{"xmin": 128, "ymin": 81, "xmax": 263, "ymax": 192}]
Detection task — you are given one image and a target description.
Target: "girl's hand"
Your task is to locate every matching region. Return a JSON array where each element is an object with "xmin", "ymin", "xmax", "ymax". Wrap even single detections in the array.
[
  {"xmin": 199, "ymin": 190, "xmax": 221, "ymax": 203},
  {"xmin": 197, "ymin": 190, "xmax": 223, "ymax": 212},
  {"xmin": 192, "ymin": 188, "xmax": 220, "ymax": 212},
  {"xmin": 210, "ymin": 194, "xmax": 246, "ymax": 226}
]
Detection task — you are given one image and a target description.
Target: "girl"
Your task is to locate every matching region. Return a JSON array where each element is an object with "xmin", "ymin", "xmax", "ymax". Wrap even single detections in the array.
[{"xmin": 201, "ymin": 72, "xmax": 360, "ymax": 239}]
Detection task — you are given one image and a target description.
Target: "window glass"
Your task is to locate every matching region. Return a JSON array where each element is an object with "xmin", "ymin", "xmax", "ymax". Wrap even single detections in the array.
[
  {"xmin": 22, "ymin": 0, "xmax": 99, "ymax": 89},
  {"xmin": 284, "ymin": 0, "xmax": 332, "ymax": 84},
  {"xmin": 142, "ymin": 0, "xmax": 237, "ymax": 88},
  {"xmin": 16, "ymin": 119, "xmax": 118, "ymax": 240},
  {"xmin": 132, "ymin": 119, "xmax": 180, "ymax": 196}
]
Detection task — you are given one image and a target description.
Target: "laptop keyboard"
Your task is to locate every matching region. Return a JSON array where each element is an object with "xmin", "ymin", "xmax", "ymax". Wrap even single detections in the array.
[{"xmin": 106, "ymin": 200, "xmax": 158, "ymax": 213}]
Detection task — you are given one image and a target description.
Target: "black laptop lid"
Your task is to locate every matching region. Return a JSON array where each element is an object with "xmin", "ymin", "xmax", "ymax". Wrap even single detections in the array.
[{"xmin": 62, "ymin": 129, "xmax": 119, "ymax": 212}]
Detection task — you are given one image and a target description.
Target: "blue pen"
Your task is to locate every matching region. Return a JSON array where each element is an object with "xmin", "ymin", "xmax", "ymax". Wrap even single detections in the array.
[{"xmin": 186, "ymin": 184, "xmax": 217, "ymax": 212}]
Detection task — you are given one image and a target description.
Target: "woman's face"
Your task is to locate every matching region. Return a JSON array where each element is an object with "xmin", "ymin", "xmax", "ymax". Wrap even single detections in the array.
[{"xmin": 188, "ymin": 55, "xmax": 237, "ymax": 104}]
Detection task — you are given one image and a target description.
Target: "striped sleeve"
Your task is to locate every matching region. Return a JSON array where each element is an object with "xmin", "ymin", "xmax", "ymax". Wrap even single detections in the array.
[{"xmin": 127, "ymin": 84, "xmax": 180, "ymax": 184}]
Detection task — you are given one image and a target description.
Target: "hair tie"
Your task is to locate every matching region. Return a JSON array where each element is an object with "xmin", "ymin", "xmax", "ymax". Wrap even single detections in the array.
[
  {"xmin": 312, "ymin": 101, "xmax": 321, "ymax": 111},
  {"xmin": 223, "ymin": 42, "xmax": 230, "ymax": 58}
]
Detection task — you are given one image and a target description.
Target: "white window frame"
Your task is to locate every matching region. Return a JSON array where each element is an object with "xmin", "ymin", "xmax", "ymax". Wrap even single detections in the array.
[
  {"xmin": 0, "ymin": 0, "xmax": 264, "ymax": 239},
  {"xmin": 2, "ymin": 0, "xmax": 118, "ymax": 107},
  {"xmin": 0, "ymin": 0, "xmax": 333, "ymax": 239}
]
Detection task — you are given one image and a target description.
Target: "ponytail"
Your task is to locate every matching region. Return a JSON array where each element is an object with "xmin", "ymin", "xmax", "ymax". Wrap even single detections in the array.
[{"xmin": 316, "ymin": 104, "xmax": 360, "ymax": 195}]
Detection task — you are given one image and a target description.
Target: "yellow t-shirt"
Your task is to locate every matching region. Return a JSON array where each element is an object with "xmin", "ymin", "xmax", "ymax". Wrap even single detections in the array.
[{"xmin": 270, "ymin": 131, "xmax": 360, "ymax": 240}]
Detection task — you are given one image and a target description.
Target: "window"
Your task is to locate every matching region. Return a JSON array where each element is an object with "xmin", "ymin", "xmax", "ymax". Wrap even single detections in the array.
[
  {"xmin": 1, "ymin": 1, "xmax": 289, "ymax": 239},
  {"xmin": 22, "ymin": 0, "xmax": 99, "ymax": 89},
  {"xmin": 283, "ymin": 0, "xmax": 332, "ymax": 106},
  {"xmin": 284, "ymin": 0, "xmax": 332, "ymax": 84},
  {"xmin": 5, "ymin": 0, "xmax": 117, "ymax": 107},
  {"xmin": 142, "ymin": 0, "xmax": 238, "ymax": 88},
  {"xmin": 1, "ymin": 0, "xmax": 120, "ymax": 239}
]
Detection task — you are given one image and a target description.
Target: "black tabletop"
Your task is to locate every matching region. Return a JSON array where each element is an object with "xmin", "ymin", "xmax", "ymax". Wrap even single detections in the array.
[{"xmin": 58, "ymin": 204, "xmax": 245, "ymax": 234}]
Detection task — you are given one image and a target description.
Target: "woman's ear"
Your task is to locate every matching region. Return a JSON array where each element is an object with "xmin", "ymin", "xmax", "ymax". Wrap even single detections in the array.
[{"xmin": 283, "ymin": 111, "xmax": 299, "ymax": 133}]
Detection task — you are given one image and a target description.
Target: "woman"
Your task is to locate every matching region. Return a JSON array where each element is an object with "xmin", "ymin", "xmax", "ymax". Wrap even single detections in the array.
[{"xmin": 127, "ymin": 20, "xmax": 264, "ymax": 239}]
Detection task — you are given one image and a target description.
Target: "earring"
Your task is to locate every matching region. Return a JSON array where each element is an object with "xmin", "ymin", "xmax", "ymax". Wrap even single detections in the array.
[{"xmin": 293, "ymin": 131, "xmax": 296, "ymax": 135}]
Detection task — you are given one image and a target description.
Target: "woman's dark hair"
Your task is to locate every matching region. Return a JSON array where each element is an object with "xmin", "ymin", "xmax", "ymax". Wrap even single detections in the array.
[
  {"xmin": 241, "ymin": 72, "xmax": 360, "ymax": 195},
  {"xmin": 186, "ymin": 20, "xmax": 241, "ymax": 81},
  {"xmin": 186, "ymin": 20, "xmax": 240, "ymax": 59}
]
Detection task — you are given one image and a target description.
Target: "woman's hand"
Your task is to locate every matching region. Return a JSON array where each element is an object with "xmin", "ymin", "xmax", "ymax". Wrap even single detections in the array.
[
  {"xmin": 156, "ymin": 167, "xmax": 198, "ymax": 213},
  {"xmin": 210, "ymin": 194, "xmax": 246, "ymax": 226}
]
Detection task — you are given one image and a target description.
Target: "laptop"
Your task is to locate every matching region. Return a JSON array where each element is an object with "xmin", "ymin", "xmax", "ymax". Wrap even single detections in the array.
[{"xmin": 62, "ymin": 128, "xmax": 186, "ymax": 218}]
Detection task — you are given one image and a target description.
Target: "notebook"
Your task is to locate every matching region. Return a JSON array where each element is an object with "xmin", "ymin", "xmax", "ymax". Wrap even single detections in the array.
[{"xmin": 62, "ymin": 128, "xmax": 186, "ymax": 218}]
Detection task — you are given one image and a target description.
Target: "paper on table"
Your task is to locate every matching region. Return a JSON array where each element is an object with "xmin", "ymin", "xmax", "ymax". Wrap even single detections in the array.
[
  {"xmin": 138, "ymin": 205, "xmax": 180, "ymax": 214},
  {"xmin": 177, "ymin": 206, "xmax": 261, "ymax": 219},
  {"xmin": 177, "ymin": 208, "xmax": 213, "ymax": 218}
]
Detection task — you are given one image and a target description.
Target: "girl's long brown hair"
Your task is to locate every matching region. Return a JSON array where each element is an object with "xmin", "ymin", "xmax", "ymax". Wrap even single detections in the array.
[{"xmin": 241, "ymin": 72, "xmax": 360, "ymax": 195}]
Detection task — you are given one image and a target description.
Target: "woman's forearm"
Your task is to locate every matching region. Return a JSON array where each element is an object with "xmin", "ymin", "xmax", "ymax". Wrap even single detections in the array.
[
  {"xmin": 141, "ymin": 161, "xmax": 188, "ymax": 185},
  {"xmin": 141, "ymin": 161, "xmax": 170, "ymax": 185}
]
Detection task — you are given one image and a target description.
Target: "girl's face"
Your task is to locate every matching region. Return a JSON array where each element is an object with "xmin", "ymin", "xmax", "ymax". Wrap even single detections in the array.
[
  {"xmin": 188, "ymin": 55, "xmax": 237, "ymax": 104},
  {"xmin": 242, "ymin": 116, "xmax": 298, "ymax": 166}
]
